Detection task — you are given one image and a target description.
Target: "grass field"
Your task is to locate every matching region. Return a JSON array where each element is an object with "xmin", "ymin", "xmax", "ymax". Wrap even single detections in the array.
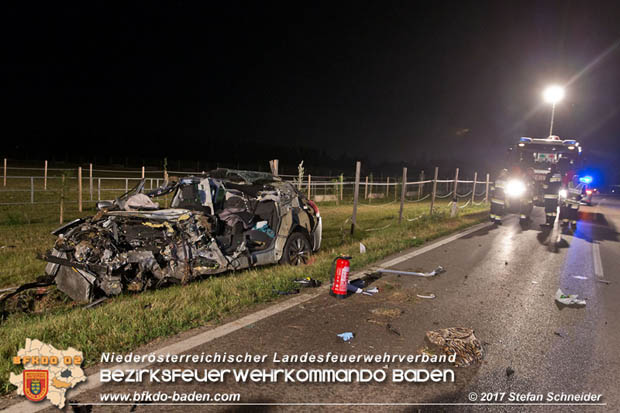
[{"xmin": 0, "ymin": 198, "xmax": 488, "ymax": 393}]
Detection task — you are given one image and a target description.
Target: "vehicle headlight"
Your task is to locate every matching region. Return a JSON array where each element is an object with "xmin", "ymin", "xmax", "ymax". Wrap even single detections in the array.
[
  {"xmin": 505, "ymin": 179, "xmax": 526, "ymax": 197},
  {"xmin": 558, "ymin": 189, "xmax": 567, "ymax": 199}
]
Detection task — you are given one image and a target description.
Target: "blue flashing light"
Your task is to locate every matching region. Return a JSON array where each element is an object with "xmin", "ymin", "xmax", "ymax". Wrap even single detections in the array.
[
  {"xmin": 579, "ymin": 176, "xmax": 593, "ymax": 184},
  {"xmin": 520, "ymin": 137, "xmax": 532, "ymax": 142}
]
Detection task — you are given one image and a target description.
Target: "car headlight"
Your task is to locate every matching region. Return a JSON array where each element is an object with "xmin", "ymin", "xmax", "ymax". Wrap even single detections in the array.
[
  {"xmin": 505, "ymin": 179, "xmax": 526, "ymax": 197},
  {"xmin": 558, "ymin": 189, "xmax": 567, "ymax": 199}
]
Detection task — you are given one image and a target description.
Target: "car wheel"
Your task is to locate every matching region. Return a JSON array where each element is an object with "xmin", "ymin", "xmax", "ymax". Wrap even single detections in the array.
[{"xmin": 281, "ymin": 232, "xmax": 311, "ymax": 266}]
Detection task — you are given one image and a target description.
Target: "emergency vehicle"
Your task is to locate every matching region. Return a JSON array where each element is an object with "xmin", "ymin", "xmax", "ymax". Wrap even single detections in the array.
[{"xmin": 490, "ymin": 135, "xmax": 584, "ymax": 227}]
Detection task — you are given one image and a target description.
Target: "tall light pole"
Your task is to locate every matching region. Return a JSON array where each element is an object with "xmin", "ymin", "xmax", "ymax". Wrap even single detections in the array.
[{"xmin": 543, "ymin": 85, "xmax": 565, "ymax": 136}]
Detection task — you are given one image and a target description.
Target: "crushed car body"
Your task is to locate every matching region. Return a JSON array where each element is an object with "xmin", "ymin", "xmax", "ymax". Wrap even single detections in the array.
[{"xmin": 43, "ymin": 169, "xmax": 322, "ymax": 302}]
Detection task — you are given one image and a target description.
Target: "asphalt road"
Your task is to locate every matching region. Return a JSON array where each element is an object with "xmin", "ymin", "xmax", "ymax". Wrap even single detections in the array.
[{"xmin": 15, "ymin": 194, "xmax": 620, "ymax": 413}]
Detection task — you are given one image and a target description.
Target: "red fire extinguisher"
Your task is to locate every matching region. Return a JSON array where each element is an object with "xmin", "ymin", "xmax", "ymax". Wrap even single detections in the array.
[{"xmin": 330, "ymin": 255, "xmax": 351, "ymax": 298}]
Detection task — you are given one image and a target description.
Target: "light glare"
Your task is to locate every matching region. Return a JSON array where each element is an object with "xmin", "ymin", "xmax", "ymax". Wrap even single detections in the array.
[{"xmin": 543, "ymin": 85, "xmax": 565, "ymax": 104}]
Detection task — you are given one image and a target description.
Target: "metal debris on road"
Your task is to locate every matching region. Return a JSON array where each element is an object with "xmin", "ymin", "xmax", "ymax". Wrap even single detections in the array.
[
  {"xmin": 423, "ymin": 327, "xmax": 484, "ymax": 367},
  {"xmin": 362, "ymin": 287, "xmax": 379, "ymax": 296},
  {"xmin": 337, "ymin": 332, "xmax": 355, "ymax": 342},
  {"xmin": 572, "ymin": 276, "xmax": 588, "ymax": 280},
  {"xmin": 597, "ymin": 279, "xmax": 611, "ymax": 285},
  {"xmin": 417, "ymin": 293, "xmax": 436, "ymax": 299},
  {"xmin": 386, "ymin": 323, "xmax": 400, "ymax": 336},
  {"xmin": 555, "ymin": 288, "xmax": 586, "ymax": 306},
  {"xmin": 375, "ymin": 266, "xmax": 445, "ymax": 278}
]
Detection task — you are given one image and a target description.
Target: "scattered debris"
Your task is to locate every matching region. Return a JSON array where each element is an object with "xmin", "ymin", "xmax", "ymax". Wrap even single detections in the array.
[
  {"xmin": 424, "ymin": 327, "xmax": 484, "ymax": 367},
  {"xmin": 531, "ymin": 281, "xmax": 539, "ymax": 284},
  {"xmin": 347, "ymin": 282, "xmax": 363, "ymax": 294},
  {"xmin": 366, "ymin": 318, "xmax": 386, "ymax": 326},
  {"xmin": 597, "ymin": 279, "xmax": 611, "ymax": 285},
  {"xmin": 375, "ymin": 266, "xmax": 445, "ymax": 278},
  {"xmin": 554, "ymin": 331, "xmax": 563, "ymax": 338},
  {"xmin": 417, "ymin": 293, "xmax": 436, "ymax": 299},
  {"xmin": 506, "ymin": 367, "xmax": 515, "ymax": 377},
  {"xmin": 370, "ymin": 308, "xmax": 403, "ymax": 319},
  {"xmin": 386, "ymin": 323, "xmax": 400, "ymax": 336},
  {"xmin": 555, "ymin": 288, "xmax": 586, "ymax": 306},
  {"xmin": 293, "ymin": 277, "xmax": 321, "ymax": 288},
  {"xmin": 505, "ymin": 261, "xmax": 508, "ymax": 266},
  {"xmin": 337, "ymin": 332, "xmax": 355, "ymax": 342},
  {"xmin": 572, "ymin": 276, "xmax": 588, "ymax": 280},
  {"xmin": 362, "ymin": 287, "xmax": 379, "ymax": 296},
  {"xmin": 359, "ymin": 243, "xmax": 367, "ymax": 254},
  {"xmin": 83, "ymin": 297, "xmax": 107, "ymax": 310}
]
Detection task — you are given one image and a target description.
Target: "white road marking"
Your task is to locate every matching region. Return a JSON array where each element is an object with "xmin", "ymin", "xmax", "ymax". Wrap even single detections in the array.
[
  {"xmin": 592, "ymin": 242, "xmax": 604, "ymax": 279},
  {"xmin": 5, "ymin": 220, "xmax": 494, "ymax": 413},
  {"xmin": 379, "ymin": 221, "xmax": 493, "ymax": 268}
]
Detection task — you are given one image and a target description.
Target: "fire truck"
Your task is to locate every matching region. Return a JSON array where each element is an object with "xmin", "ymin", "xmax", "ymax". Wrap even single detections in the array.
[{"xmin": 490, "ymin": 135, "xmax": 584, "ymax": 227}]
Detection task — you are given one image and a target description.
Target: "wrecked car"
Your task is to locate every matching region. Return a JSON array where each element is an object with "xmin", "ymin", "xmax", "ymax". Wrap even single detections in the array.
[{"xmin": 43, "ymin": 169, "xmax": 322, "ymax": 302}]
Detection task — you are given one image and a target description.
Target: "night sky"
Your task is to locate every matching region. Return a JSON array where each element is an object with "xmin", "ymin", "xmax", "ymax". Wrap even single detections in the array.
[{"xmin": 3, "ymin": 1, "xmax": 620, "ymax": 181}]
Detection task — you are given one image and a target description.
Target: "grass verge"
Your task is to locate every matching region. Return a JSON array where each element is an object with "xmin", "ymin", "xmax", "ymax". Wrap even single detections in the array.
[{"xmin": 0, "ymin": 200, "xmax": 487, "ymax": 393}]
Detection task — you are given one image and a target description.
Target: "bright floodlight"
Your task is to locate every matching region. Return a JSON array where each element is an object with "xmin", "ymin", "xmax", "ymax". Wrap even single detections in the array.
[{"xmin": 543, "ymin": 85, "xmax": 565, "ymax": 104}]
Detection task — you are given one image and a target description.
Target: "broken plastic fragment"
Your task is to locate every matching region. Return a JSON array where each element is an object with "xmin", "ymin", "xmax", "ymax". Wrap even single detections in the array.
[
  {"xmin": 363, "ymin": 287, "xmax": 379, "ymax": 295},
  {"xmin": 359, "ymin": 243, "xmax": 367, "ymax": 254},
  {"xmin": 376, "ymin": 266, "xmax": 445, "ymax": 277},
  {"xmin": 555, "ymin": 288, "xmax": 586, "ymax": 306},
  {"xmin": 417, "ymin": 293, "xmax": 436, "ymax": 299},
  {"xmin": 337, "ymin": 332, "xmax": 355, "ymax": 342}
]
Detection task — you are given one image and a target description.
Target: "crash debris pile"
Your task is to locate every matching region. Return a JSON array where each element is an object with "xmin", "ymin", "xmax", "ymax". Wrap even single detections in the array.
[
  {"xmin": 42, "ymin": 170, "xmax": 321, "ymax": 303},
  {"xmin": 423, "ymin": 327, "xmax": 484, "ymax": 367}
]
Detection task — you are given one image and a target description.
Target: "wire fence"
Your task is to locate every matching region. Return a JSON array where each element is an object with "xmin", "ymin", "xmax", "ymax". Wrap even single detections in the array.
[{"xmin": 0, "ymin": 160, "xmax": 491, "ymax": 227}]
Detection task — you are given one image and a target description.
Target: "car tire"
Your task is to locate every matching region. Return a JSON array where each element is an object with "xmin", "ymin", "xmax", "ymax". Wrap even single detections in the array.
[{"xmin": 280, "ymin": 232, "xmax": 312, "ymax": 266}]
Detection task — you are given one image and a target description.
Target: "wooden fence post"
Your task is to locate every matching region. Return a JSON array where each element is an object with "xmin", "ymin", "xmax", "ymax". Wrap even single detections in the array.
[
  {"xmin": 472, "ymin": 172, "xmax": 478, "ymax": 204},
  {"xmin": 307, "ymin": 174, "xmax": 311, "ymax": 199},
  {"xmin": 141, "ymin": 166, "xmax": 145, "ymax": 179},
  {"xmin": 3, "ymin": 158, "xmax": 6, "ymax": 186},
  {"xmin": 364, "ymin": 176, "xmax": 368, "ymax": 199},
  {"xmin": 98, "ymin": 178, "xmax": 101, "ymax": 201},
  {"xmin": 351, "ymin": 161, "xmax": 361, "ymax": 235},
  {"xmin": 89, "ymin": 163, "xmax": 93, "ymax": 201},
  {"xmin": 399, "ymin": 167, "xmax": 407, "ymax": 223},
  {"xmin": 78, "ymin": 167, "xmax": 83, "ymax": 212},
  {"xmin": 125, "ymin": 178, "xmax": 128, "ymax": 193},
  {"xmin": 451, "ymin": 168, "xmax": 459, "ymax": 217},
  {"xmin": 485, "ymin": 173, "xmax": 490, "ymax": 204},
  {"xmin": 395, "ymin": 176, "xmax": 398, "ymax": 201},
  {"xmin": 386, "ymin": 177, "xmax": 390, "ymax": 197},
  {"xmin": 44, "ymin": 160, "xmax": 48, "ymax": 190},
  {"xmin": 418, "ymin": 170, "xmax": 425, "ymax": 199},
  {"xmin": 30, "ymin": 177, "xmax": 34, "ymax": 203},
  {"xmin": 340, "ymin": 174, "xmax": 343, "ymax": 201},
  {"xmin": 60, "ymin": 175, "xmax": 65, "ymax": 224},
  {"xmin": 430, "ymin": 167, "xmax": 438, "ymax": 216}
]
